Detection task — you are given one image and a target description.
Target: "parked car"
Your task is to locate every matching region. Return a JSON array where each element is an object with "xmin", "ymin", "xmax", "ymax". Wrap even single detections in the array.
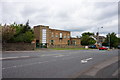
[
  {"xmin": 99, "ymin": 46, "xmax": 108, "ymax": 50},
  {"xmin": 89, "ymin": 45, "xmax": 97, "ymax": 49}
]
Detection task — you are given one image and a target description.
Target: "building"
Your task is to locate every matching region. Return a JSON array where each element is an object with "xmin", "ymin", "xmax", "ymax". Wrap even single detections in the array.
[
  {"xmin": 34, "ymin": 25, "xmax": 82, "ymax": 48},
  {"xmin": 90, "ymin": 33, "xmax": 106, "ymax": 48}
]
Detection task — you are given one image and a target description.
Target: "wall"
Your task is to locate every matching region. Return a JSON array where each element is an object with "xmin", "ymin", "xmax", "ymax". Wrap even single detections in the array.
[
  {"xmin": 34, "ymin": 26, "xmax": 40, "ymax": 40},
  {"xmin": 48, "ymin": 29, "xmax": 70, "ymax": 45},
  {"xmin": 2, "ymin": 43, "xmax": 35, "ymax": 51},
  {"xmin": 70, "ymin": 38, "xmax": 81, "ymax": 45}
]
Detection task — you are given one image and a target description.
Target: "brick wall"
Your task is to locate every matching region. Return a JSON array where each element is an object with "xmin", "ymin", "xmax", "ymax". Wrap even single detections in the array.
[
  {"xmin": 2, "ymin": 43, "xmax": 35, "ymax": 51},
  {"xmin": 48, "ymin": 29, "xmax": 70, "ymax": 45},
  {"xmin": 70, "ymin": 38, "xmax": 81, "ymax": 45}
]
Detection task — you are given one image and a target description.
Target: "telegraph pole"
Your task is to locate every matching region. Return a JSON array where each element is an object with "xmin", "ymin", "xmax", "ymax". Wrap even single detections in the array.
[
  {"xmin": 97, "ymin": 27, "xmax": 103, "ymax": 47},
  {"xmin": 109, "ymin": 34, "xmax": 110, "ymax": 49}
]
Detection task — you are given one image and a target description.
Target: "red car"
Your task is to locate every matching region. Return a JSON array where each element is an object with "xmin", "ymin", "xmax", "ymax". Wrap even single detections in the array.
[{"xmin": 99, "ymin": 46, "xmax": 108, "ymax": 50}]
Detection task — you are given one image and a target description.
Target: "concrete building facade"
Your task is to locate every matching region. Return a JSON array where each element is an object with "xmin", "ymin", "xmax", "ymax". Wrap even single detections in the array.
[{"xmin": 34, "ymin": 25, "xmax": 82, "ymax": 48}]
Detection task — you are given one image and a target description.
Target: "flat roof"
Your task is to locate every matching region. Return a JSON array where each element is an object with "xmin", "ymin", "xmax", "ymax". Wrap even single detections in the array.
[
  {"xmin": 49, "ymin": 28, "xmax": 70, "ymax": 32},
  {"xmin": 34, "ymin": 25, "xmax": 70, "ymax": 32},
  {"xmin": 34, "ymin": 25, "xmax": 49, "ymax": 27}
]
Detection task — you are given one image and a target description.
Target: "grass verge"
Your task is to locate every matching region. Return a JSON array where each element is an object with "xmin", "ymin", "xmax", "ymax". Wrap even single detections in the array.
[{"xmin": 49, "ymin": 48, "xmax": 90, "ymax": 50}]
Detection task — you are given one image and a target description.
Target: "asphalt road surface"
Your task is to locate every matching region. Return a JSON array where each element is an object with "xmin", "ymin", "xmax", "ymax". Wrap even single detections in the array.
[{"xmin": 2, "ymin": 49, "xmax": 119, "ymax": 78}]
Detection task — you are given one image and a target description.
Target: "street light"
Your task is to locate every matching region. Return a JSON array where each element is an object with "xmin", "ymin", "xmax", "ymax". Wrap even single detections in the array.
[
  {"xmin": 109, "ymin": 34, "xmax": 110, "ymax": 49},
  {"xmin": 97, "ymin": 27, "xmax": 103, "ymax": 47}
]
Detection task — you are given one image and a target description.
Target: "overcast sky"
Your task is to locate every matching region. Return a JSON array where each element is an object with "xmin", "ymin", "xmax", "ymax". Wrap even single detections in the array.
[{"xmin": 1, "ymin": 0, "xmax": 119, "ymax": 37}]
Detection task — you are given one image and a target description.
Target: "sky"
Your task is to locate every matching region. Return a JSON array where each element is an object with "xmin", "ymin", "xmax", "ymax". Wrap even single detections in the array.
[{"xmin": 0, "ymin": 0, "xmax": 119, "ymax": 37}]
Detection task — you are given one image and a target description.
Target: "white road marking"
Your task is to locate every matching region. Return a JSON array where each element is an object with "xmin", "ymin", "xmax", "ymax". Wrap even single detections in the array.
[
  {"xmin": 81, "ymin": 60, "xmax": 87, "ymax": 63},
  {"xmin": 54, "ymin": 55, "xmax": 65, "ymax": 57},
  {"xmin": 2, "ymin": 56, "xmax": 29, "ymax": 59},
  {"xmin": 41, "ymin": 54, "xmax": 67, "ymax": 57},
  {"xmin": 2, "ymin": 59, "xmax": 58, "ymax": 70},
  {"xmin": 20, "ymin": 56, "xmax": 30, "ymax": 57},
  {"xmin": 86, "ymin": 58, "xmax": 93, "ymax": 61},
  {"xmin": 0, "ymin": 56, "xmax": 30, "ymax": 60},
  {"xmin": 2, "ymin": 56, "xmax": 81, "ymax": 70},
  {"xmin": 81, "ymin": 57, "xmax": 93, "ymax": 63},
  {"xmin": 41, "ymin": 54, "xmax": 59, "ymax": 57}
]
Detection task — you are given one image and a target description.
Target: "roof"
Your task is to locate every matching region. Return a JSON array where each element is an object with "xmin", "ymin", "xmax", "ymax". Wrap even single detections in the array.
[
  {"xmin": 49, "ymin": 28, "xmax": 70, "ymax": 32},
  {"xmin": 34, "ymin": 25, "xmax": 49, "ymax": 28}
]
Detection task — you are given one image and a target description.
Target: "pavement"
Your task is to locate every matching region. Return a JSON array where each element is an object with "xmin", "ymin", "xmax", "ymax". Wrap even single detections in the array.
[{"xmin": 1, "ymin": 49, "xmax": 119, "ymax": 78}]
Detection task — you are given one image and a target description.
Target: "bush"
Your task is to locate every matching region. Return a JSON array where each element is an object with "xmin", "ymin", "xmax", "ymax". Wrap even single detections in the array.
[{"xmin": 3, "ymin": 22, "xmax": 34, "ymax": 43}]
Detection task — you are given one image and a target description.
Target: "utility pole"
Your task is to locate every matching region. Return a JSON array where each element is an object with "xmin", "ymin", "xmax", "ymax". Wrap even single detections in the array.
[
  {"xmin": 97, "ymin": 27, "xmax": 103, "ymax": 47},
  {"xmin": 109, "ymin": 34, "xmax": 110, "ymax": 49}
]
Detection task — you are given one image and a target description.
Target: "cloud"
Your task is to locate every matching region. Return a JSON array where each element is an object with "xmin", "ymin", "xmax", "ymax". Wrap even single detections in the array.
[{"xmin": 1, "ymin": 0, "xmax": 118, "ymax": 37}]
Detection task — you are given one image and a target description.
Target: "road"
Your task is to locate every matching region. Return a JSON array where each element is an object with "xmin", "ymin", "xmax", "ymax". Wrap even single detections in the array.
[{"xmin": 2, "ymin": 49, "xmax": 119, "ymax": 78}]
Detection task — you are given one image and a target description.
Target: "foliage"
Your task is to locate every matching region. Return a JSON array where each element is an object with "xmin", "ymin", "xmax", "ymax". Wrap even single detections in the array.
[
  {"xmin": 82, "ymin": 32, "xmax": 94, "ymax": 36},
  {"xmin": 11, "ymin": 31, "xmax": 34, "ymax": 43},
  {"xmin": 2, "ymin": 25, "xmax": 16, "ymax": 43},
  {"xmin": 2, "ymin": 21, "xmax": 34, "ymax": 43},
  {"xmin": 81, "ymin": 33, "xmax": 96, "ymax": 46},
  {"xmin": 102, "ymin": 32, "xmax": 118, "ymax": 48},
  {"xmin": 22, "ymin": 31, "xmax": 34, "ymax": 42}
]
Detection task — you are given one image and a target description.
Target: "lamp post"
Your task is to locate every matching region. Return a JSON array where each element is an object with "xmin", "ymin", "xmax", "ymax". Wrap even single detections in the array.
[
  {"xmin": 97, "ymin": 27, "xmax": 103, "ymax": 47},
  {"xmin": 109, "ymin": 34, "xmax": 110, "ymax": 49}
]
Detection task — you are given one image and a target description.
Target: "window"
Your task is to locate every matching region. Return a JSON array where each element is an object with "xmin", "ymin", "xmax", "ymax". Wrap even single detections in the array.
[
  {"xmin": 60, "ymin": 33, "xmax": 62, "ymax": 38},
  {"xmin": 68, "ymin": 40, "xmax": 71, "ymax": 45},
  {"xmin": 56, "ymin": 35, "xmax": 58, "ymax": 37},
  {"xmin": 42, "ymin": 29, "xmax": 46, "ymax": 43},
  {"xmin": 72, "ymin": 40, "xmax": 76, "ymax": 45},
  {"xmin": 51, "ymin": 40, "xmax": 54, "ymax": 45},
  {"xmin": 68, "ymin": 36, "xmax": 70, "ymax": 38},
  {"xmin": 64, "ymin": 36, "xmax": 66, "ymax": 38},
  {"xmin": 51, "ymin": 34, "xmax": 54, "ymax": 37},
  {"xmin": 51, "ymin": 32, "xmax": 54, "ymax": 37}
]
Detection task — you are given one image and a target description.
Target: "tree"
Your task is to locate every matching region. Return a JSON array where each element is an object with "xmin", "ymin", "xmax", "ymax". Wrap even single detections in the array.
[
  {"xmin": 22, "ymin": 20, "xmax": 31, "ymax": 33},
  {"xmin": 81, "ymin": 35, "xmax": 89, "ymax": 45},
  {"xmin": 82, "ymin": 32, "xmax": 94, "ymax": 36},
  {"xmin": 2, "ymin": 25, "xmax": 16, "ymax": 43},
  {"xmin": 81, "ymin": 32, "xmax": 96, "ymax": 46},
  {"xmin": 4, "ymin": 21, "xmax": 34, "ymax": 43},
  {"xmin": 12, "ymin": 31, "xmax": 34, "ymax": 43},
  {"xmin": 102, "ymin": 32, "xmax": 118, "ymax": 48},
  {"xmin": 22, "ymin": 31, "xmax": 34, "ymax": 43}
]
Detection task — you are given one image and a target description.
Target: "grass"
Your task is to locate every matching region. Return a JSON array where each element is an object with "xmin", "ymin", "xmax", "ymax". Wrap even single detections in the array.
[{"xmin": 49, "ymin": 48, "xmax": 90, "ymax": 50}]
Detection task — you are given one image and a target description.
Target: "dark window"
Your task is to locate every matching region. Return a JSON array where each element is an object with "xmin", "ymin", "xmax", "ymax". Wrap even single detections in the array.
[
  {"xmin": 36, "ymin": 40, "xmax": 39, "ymax": 48},
  {"xmin": 51, "ymin": 40, "xmax": 54, "ymax": 45},
  {"xmin": 36, "ymin": 40, "xmax": 39, "ymax": 43},
  {"xmin": 68, "ymin": 40, "xmax": 71, "ymax": 45}
]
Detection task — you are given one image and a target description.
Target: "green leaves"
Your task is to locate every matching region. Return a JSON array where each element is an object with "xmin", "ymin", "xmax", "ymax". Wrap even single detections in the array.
[
  {"xmin": 82, "ymin": 32, "xmax": 94, "ymax": 36},
  {"xmin": 3, "ymin": 21, "xmax": 34, "ymax": 43},
  {"xmin": 102, "ymin": 32, "xmax": 118, "ymax": 48},
  {"xmin": 81, "ymin": 35, "xmax": 96, "ymax": 46},
  {"xmin": 22, "ymin": 31, "xmax": 34, "ymax": 43},
  {"xmin": 2, "ymin": 26, "xmax": 16, "ymax": 43}
]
